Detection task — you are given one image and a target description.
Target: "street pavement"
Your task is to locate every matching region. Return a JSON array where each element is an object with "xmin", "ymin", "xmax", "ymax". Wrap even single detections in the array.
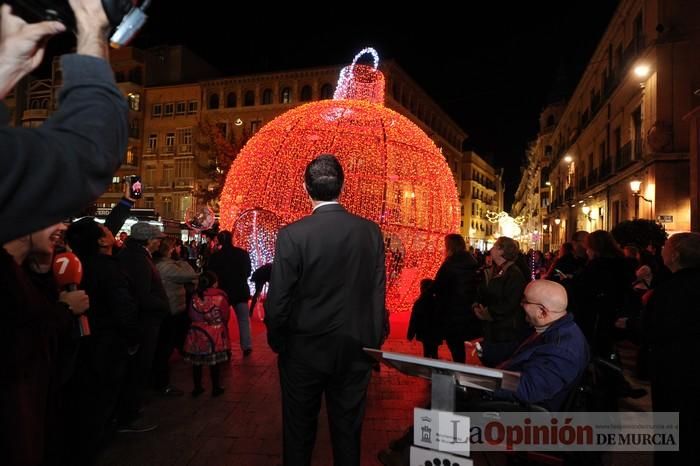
[{"xmin": 96, "ymin": 312, "xmax": 653, "ymax": 466}]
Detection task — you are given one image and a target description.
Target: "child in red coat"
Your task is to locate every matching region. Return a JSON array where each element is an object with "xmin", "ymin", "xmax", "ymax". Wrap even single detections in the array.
[{"xmin": 183, "ymin": 271, "xmax": 231, "ymax": 397}]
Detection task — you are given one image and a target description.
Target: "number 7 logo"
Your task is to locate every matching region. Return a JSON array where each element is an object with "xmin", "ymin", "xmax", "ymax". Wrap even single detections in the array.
[{"xmin": 55, "ymin": 257, "xmax": 70, "ymax": 275}]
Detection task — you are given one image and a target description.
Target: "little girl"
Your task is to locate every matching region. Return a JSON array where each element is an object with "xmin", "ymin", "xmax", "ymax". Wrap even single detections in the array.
[{"xmin": 183, "ymin": 271, "xmax": 231, "ymax": 397}]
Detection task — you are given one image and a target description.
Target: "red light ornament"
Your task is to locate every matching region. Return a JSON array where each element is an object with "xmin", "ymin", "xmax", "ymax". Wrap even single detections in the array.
[{"xmin": 220, "ymin": 48, "xmax": 460, "ymax": 312}]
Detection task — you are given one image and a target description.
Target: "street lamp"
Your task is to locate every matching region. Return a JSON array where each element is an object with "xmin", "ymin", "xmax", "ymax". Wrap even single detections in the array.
[
  {"xmin": 630, "ymin": 179, "xmax": 652, "ymax": 219},
  {"xmin": 554, "ymin": 218, "xmax": 561, "ymax": 225},
  {"xmin": 634, "ymin": 64, "xmax": 651, "ymax": 78},
  {"xmin": 563, "ymin": 155, "xmax": 573, "ymax": 164}
]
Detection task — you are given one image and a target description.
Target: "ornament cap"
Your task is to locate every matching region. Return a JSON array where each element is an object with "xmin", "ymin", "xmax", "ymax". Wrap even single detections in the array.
[{"xmin": 333, "ymin": 47, "xmax": 385, "ymax": 104}]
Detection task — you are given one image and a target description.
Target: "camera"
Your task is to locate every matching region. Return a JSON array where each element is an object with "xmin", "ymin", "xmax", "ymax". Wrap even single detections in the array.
[
  {"xmin": 6, "ymin": 0, "xmax": 150, "ymax": 48},
  {"xmin": 125, "ymin": 175, "xmax": 142, "ymax": 199}
]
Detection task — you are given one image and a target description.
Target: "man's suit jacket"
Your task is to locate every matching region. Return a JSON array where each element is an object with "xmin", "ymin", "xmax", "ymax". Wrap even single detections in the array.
[{"xmin": 264, "ymin": 204, "xmax": 386, "ymax": 373}]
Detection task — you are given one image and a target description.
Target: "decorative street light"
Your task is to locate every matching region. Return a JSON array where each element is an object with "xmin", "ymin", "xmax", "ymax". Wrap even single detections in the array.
[
  {"xmin": 634, "ymin": 64, "xmax": 651, "ymax": 78},
  {"xmin": 630, "ymin": 179, "xmax": 653, "ymax": 219},
  {"xmin": 563, "ymin": 155, "xmax": 573, "ymax": 164}
]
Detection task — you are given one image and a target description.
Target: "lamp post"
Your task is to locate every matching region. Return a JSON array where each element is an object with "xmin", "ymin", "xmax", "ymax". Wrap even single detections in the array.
[{"xmin": 630, "ymin": 179, "xmax": 653, "ymax": 219}]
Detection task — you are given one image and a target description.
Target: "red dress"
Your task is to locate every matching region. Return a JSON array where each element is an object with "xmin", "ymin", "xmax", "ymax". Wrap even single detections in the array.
[{"xmin": 183, "ymin": 288, "xmax": 231, "ymax": 365}]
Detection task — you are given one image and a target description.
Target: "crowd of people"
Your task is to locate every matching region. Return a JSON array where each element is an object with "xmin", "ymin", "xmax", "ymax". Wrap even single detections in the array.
[
  {"xmin": 2, "ymin": 179, "xmax": 259, "ymax": 465},
  {"xmin": 397, "ymin": 228, "xmax": 700, "ymax": 464},
  {"xmin": 407, "ymin": 229, "xmax": 688, "ymax": 403}
]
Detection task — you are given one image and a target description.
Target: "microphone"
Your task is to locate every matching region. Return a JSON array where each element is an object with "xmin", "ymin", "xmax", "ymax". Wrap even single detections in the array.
[{"xmin": 53, "ymin": 252, "xmax": 90, "ymax": 336}]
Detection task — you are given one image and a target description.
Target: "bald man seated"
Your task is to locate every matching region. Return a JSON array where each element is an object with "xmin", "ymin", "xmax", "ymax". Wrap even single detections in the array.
[{"xmin": 483, "ymin": 280, "xmax": 590, "ymax": 411}]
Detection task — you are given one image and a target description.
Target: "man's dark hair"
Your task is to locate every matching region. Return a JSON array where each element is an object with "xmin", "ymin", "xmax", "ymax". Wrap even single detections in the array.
[
  {"xmin": 197, "ymin": 271, "xmax": 219, "ymax": 299},
  {"xmin": 445, "ymin": 233, "xmax": 467, "ymax": 255},
  {"xmin": 304, "ymin": 154, "xmax": 344, "ymax": 201},
  {"xmin": 65, "ymin": 217, "xmax": 103, "ymax": 258},
  {"xmin": 217, "ymin": 230, "xmax": 233, "ymax": 250},
  {"xmin": 586, "ymin": 230, "xmax": 623, "ymax": 259}
]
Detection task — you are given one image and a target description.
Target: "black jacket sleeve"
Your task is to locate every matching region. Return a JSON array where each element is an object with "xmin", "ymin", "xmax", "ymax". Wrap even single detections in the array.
[
  {"xmin": 0, "ymin": 54, "xmax": 128, "ymax": 243},
  {"xmin": 104, "ymin": 198, "xmax": 134, "ymax": 235},
  {"xmin": 264, "ymin": 228, "xmax": 297, "ymax": 353},
  {"xmin": 93, "ymin": 261, "xmax": 141, "ymax": 345},
  {"xmin": 373, "ymin": 226, "xmax": 387, "ymax": 347}
]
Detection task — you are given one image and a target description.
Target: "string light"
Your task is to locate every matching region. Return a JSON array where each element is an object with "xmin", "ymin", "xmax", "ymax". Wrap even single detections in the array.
[
  {"xmin": 219, "ymin": 49, "xmax": 460, "ymax": 312},
  {"xmin": 485, "ymin": 211, "xmax": 524, "ymax": 239}
]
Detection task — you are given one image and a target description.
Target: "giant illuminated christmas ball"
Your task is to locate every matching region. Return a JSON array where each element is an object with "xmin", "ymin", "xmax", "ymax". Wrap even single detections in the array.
[{"xmin": 220, "ymin": 48, "xmax": 460, "ymax": 312}]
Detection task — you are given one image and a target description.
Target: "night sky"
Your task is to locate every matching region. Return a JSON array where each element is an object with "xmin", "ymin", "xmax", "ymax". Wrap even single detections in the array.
[{"xmin": 44, "ymin": 1, "xmax": 621, "ymax": 209}]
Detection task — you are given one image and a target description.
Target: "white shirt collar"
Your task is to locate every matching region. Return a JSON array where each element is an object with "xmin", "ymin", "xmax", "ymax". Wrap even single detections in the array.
[{"xmin": 312, "ymin": 201, "xmax": 340, "ymax": 212}]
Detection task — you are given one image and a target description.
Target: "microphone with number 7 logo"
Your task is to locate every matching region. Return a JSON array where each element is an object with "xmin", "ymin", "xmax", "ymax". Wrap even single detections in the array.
[{"xmin": 53, "ymin": 251, "xmax": 91, "ymax": 336}]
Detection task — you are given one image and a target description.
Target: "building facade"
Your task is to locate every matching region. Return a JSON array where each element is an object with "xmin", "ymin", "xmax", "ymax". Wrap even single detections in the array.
[
  {"xmin": 11, "ymin": 46, "xmax": 482, "ymax": 235},
  {"xmin": 461, "ymin": 151, "xmax": 504, "ymax": 251},
  {"xmin": 95, "ymin": 47, "xmax": 147, "ymax": 214},
  {"xmin": 521, "ymin": 0, "xmax": 697, "ymax": 249},
  {"xmin": 512, "ymin": 102, "xmax": 565, "ymax": 251}
]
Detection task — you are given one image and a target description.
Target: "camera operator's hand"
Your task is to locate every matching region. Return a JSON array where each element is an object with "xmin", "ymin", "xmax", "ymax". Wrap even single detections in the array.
[
  {"xmin": 0, "ymin": 5, "xmax": 66, "ymax": 99},
  {"xmin": 59, "ymin": 290, "xmax": 90, "ymax": 315},
  {"xmin": 123, "ymin": 177, "xmax": 137, "ymax": 202},
  {"xmin": 68, "ymin": 0, "xmax": 110, "ymax": 59}
]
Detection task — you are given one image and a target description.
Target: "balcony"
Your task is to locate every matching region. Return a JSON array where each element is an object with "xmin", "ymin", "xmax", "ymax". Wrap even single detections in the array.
[
  {"xmin": 21, "ymin": 108, "xmax": 49, "ymax": 122},
  {"xmin": 177, "ymin": 144, "xmax": 193, "ymax": 154},
  {"xmin": 162, "ymin": 145, "xmax": 175, "ymax": 155},
  {"xmin": 174, "ymin": 177, "xmax": 194, "ymax": 188},
  {"xmin": 144, "ymin": 146, "xmax": 155, "ymax": 155}
]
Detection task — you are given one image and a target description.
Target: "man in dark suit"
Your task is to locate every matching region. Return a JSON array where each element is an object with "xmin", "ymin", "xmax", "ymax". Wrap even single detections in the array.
[{"xmin": 265, "ymin": 154, "xmax": 386, "ymax": 466}]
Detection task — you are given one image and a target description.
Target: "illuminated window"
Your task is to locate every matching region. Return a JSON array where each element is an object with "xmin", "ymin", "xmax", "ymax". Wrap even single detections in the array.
[
  {"xmin": 128, "ymin": 93, "xmax": 141, "ymax": 111},
  {"xmin": 125, "ymin": 147, "xmax": 136, "ymax": 165},
  {"xmin": 164, "ymin": 133, "xmax": 175, "ymax": 153},
  {"xmin": 147, "ymin": 134, "xmax": 157, "ymax": 153},
  {"xmin": 280, "ymin": 87, "xmax": 291, "ymax": 104}
]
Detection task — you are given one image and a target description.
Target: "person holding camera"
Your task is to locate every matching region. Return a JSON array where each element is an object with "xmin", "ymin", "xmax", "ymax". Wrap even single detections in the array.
[{"xmin": 0, "ymin": 0, "xmax": 128, "ymax": 244}]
